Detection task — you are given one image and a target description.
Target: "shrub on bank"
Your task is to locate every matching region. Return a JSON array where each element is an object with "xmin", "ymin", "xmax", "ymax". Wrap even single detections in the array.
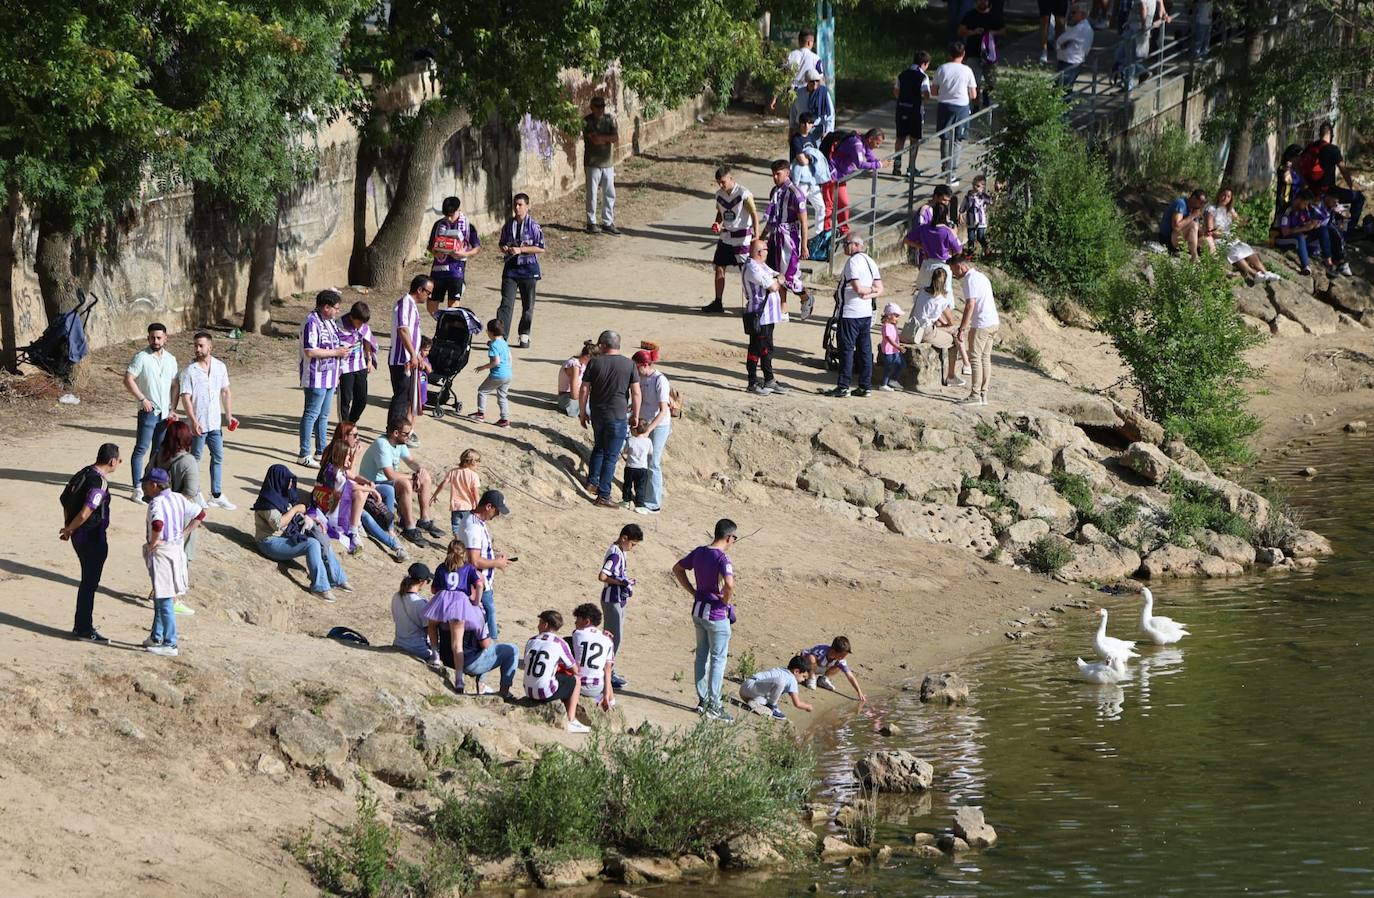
[
  {"xmin": 1124, "ymin": 122, "xmax": 1220, "ymax": 191},
  {"xmin": 1025, "ymin": 535, "xmax": 1075, "ymax": 573},
  {"xmin": 1161, "ymin": 470, "xmax": 1253, "ymax": 544}
]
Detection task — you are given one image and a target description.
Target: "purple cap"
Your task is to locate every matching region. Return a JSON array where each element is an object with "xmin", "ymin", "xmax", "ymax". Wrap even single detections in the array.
[{"xmin": 142, "ymin": 467, "xmax": 170, "ymax": 485}]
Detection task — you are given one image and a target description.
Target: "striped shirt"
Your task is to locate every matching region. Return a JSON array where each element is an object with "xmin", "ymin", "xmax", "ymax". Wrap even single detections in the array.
[
  {"xmin": 599, "ymin": 544, "xmax": 632, "ymax": 607},
  {"xmin": 429, "ymin": 216, "xmax": 479, "ymax": 279},
  {"xmin": 522, "ymin": 631, "xmax": 576, "ymax": 700},
  {"xmin": 677, "ymin": 545, "xmax": 734, "ymax": 622},
  {"xmin": 570, "ymin": 626, "xmax": 615, "ymax": 689},
  {"xmin": 388, "ymin": 294, "xmax": 421, "ymax": 367},
  {"xmin": 765, "ymin": 181, "xmax": 806, "ymax": 231},
  {"xmin": 802, "ymin": 644, "xmax": 850, "ymax": 674},
  {"xmin": 741, "ymin": 259, "xmax": 784, "ymax": 327},
  {"xmin": 716, "ymin": 185, "xmax": 756, "ymax": 249},
  {"xmin": 461, "ymin": 515, "xmax": 496, "ymax": 587},
  {"xmin": 299, "ymin": 311, "xmax": 341, "ymax": 389},
  {"xmin": 147, "ymin": 491, "xmax": 204, "ymax": 543},
  {"xmin": 338, "ymin": 321, "xmax": 377, "ymax": 375}
]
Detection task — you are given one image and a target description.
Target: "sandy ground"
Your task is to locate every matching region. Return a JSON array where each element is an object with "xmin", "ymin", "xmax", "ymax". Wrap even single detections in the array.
[{"xmin": 1, "ymin": 103, "xmax": 1372, "ymax": 896}]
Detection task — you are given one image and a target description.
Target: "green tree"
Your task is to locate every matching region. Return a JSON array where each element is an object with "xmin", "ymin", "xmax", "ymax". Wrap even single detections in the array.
[{"xmin": 1099, "ymin": 255, "xmax": 1263, "ymax": 464}]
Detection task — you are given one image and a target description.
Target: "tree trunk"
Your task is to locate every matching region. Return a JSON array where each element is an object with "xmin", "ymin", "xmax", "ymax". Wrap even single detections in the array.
[
  {"xmin": 34, "ymin": 208, "xmax": 82, "ymax": 324},
  {"xmin": 0, "ymin": 189, "xmax": 19, "ymax": 373},
  {"xmin": 347, "ymin": 135, "xmax": 380, "ymax": 286},
  {"xmin": 1222, "ymin": 13, "xmax": 1267, "ymax": 189},
  {"xmin": 357, "ymin": 103, "xmax": 469, "ymax": 288},
  {"xmin": 242, "ymin": 212, "xmax": 280, "ymax": 334}
]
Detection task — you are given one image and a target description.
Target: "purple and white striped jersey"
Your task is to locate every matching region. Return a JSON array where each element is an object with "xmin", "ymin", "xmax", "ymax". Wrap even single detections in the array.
[
  {"xmin": 765, "ymin": 181, "xmax": 806, "ymax": 232},
  {"xmin": 716, "ymin": 184, "xmax": 756, "ymax": 249},
  {"xmin": 570, "ymin": 626, "xmax": 615, "ymax": 689},
  {"xmin": 599, "ymin": 543, "xmax": 632, "ymax": 607},
  {"xmin": 388, "ymin": 294, "xmax": 421, "ymax": 367},
  {"xmin": 460, "ymin": 515, "xmax": 496, "ymax": 587},
  {"xmin": 677, "ymin": 545, "xmax": 734, "ymax": 622},
  {"xmin": 802, "ymin": 644, "xmax": 850, "ymax": 674},
  {"xmin": 522, "ymin": 631, "xmax": 576, "ymax": 700},
  {"xmin": 299, "ymin": 310, "xmax": 341, "ymax": 389},
  {"xmin": 338, "ymin": 321, "xmax": 377, "ymax": 375},
  {"xmin": 147, "ymin": 491, "xmax": 204, "ymax": 543},
  {"xmin": 741, "ymin": 259, "xmax": 784, "ymax": 327}
]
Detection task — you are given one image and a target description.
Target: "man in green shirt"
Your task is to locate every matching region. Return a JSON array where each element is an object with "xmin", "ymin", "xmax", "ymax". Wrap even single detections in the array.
[{"xmin": 583, "ymin": 95, "xmax": 620, "ymax": 235}]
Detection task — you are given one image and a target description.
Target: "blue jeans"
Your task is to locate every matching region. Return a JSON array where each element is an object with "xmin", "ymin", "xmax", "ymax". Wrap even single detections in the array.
[
  {"xmin": 641, "ymin": 424, "xmax": 670, "ymax": 510},
  {"xmin": 1277, "ymin": 224, "xmax": 1334, "ymax": 269},
  {"xmin": 190, "ymin": 429, "xmax": 224, "ymax": 496},
  {"xmin": 693, "ymin": 615, "xmax": 732, "ymax": 710},
  {"xmin": 1056, "ymin": 60, "xmax": 1083, "ymax": 89},
  {"xmin": 464, "ymin": 642, "xmax": 519, "ymax": 692},
  {"xmin": 1191, "ymin": 21, "xmax": 1212, "ymax": 58},
  {"xmin": 881, "ymin": 352, "xmax": 906, "ymax": 387},
  {"xmin": 299, "ymin": 387, "xmax": 335, "ymax": 458},
  {"xmin": 360, "ymin": 510, "xmax": 399, "ymax": 550},
  {"xmin": 258, "ymin": 535, "xmax": 347, "ymax": 593},
  {"xmin": 838, "ymin": 316, "xmax": 873, "ymax": 389},
  {"xmin": 150, "ymin": 597, "xmax": 177, "ymax": 647},
  {"xmin": 131, "ymin": 410, "xmax": 170, "ymax": 487},
  {"xmin": 374, "ymin": 481, "xmax": 397, "ymax": 514},
  {"xmin": 481, "ymin": 586, "xmax": 498, "ymax": 639},
  {"xmin": 936, "ymin": 103, "xmax": 970, "ymax": 178},
  {"xmin": 450, "ymin": 509, "xmax": 471, "ymax": 535},
  {"xmin": 588, "ymin": 418, "xmax": 629, "ymax": 501}
]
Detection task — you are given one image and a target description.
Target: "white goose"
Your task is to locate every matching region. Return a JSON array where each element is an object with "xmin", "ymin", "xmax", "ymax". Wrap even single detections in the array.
[
  {"xmin": 1093, "ymin": 607, "xmax": 1140, "ymax": 663},
  {"xmin": 1075, "ymin": 655, "xmax": 1128, "ymax": 684},
  {"xmin": 1139, "ymin": 587, "xmax": 1190, "ymax": 645}
]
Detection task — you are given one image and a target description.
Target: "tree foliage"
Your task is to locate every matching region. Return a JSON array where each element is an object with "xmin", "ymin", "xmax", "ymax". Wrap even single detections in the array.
[{"xmin": 1099, "ymin": 255, "xmax": 1263, "ymax": 464}]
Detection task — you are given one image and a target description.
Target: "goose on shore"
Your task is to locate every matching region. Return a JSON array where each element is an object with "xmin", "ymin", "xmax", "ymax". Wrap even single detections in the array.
[
  {"xmin": 1139, "ymin": 587, "xmax": 1190, "ymax": 645},
  {"xmin": 1075, "ymin": 655, "xmax": 1128, "ymax": 684},
  {"xmin": 1093, "ymin": 607, "xmax": 1140, "ymax": 663}
]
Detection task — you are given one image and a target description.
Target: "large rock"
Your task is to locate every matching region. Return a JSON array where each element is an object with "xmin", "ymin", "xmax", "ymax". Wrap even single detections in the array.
[
  {"xmin": 897, "ymin": 343, "xmax": 947, "ymax": 391},
  {"xmin": 1056, "ymin": 446, "xmax": 1112, "ymax": 491},
  {"xmin": 952, "ymin": 807, "xmax": 998, "ymax": 849},
  {"xmin": 855, "ymin": 750, "xmax": 934, "ymax": 792},
  {"xmin": 531, "ymin": 857, "xmax": 602, "ymax": 888},
  {"xmin": 860, "ymin": 448, "xmax": 981, "ymax": 499},
  {"xmin": 1000, "ymin": 518, "xmax": 1050, "ymax": 554},
  {"xmin": 1015, "ymin": 438, "xmax": 1055, "ymax": 475},
  {"xmin": 1058, "ymin": 395, "xmax": 1124, "ymax": 430},
  {"xmin": 133, "ymin": 673, "xmax": 184, "ymax": 709},
  {"xmin": 1057, "ymin": 541, "xmax": 1143, "ymax": 583},
  {"xmin": 356, "ymin": 733, "xmax": 427, "ymax": 788},
  {"xmin": 1118, "ymin": 442, "xmax": 1174, "ymax": 484},
  {"xmin": 1197, "ymin": 530, "xmax": 1257, "ymax": 566},
  {"xmin": 1000, "ymin": 471, "xmax": 1077, "ymax": 533},
  {"xmin": 1235, "ymin": 283, "xmax": 1279, "ymax": 321},
  {"xmin": 473, "ymin": 857, "xmax": 533, "ymax": 889},
  {"xmin": 606, "ymin": 855, "xmax": 684, "ymax": 884},
  {"xmin": 919, "ymin": 672, "xmax": 970, "ymax": 705},
  {"xmin": 1163, "ymin": 440, "xmax": 1211, "ymax": 474},
  {"xmin": 1280, "ymin": 528, "xmax": 1333, "ymax": 558},
  {"xmin": 321, "ymin": 696, "xmax": 387, "ymax": 741},
  {"xmin": 1141, "ymin": 545, "xmax": 1244, "ymax": 579},
  {"xmin": 1324, "ymin": 275, "xmax": 1374, "ymax": 315},
  {"xmin": 1024, "ymin": 414, "xmax": 1095, "ymax": 456},
  {"xmin": 1268, "ymin": 279, "xmax": 1341, "ymax": 335},
  {"xmin": 1109, "ymin": 399, "xmax": 1166, "ymax": 445},
  {"xmin": 1176, "ymin": 470, "xmax": 1271, "ymax": 529},
  {"xmin": 877, "ymin": 501, "xmax": 999, "ymax": 556},
  {"xmin": 729, "ymin": 428, "xmax": 810, "ymax": 488},
  {"xmin": 274, "ymin": 710, "xmax": 348, "ymax": 770},
  {"xmin": 819, "ymin": 835, "xmax": 871, "ymax": 860},
  {"xmin": 718, "ymin": 833, "xmax": 786, "ymax": 869},
  {"xmin": 798, "ymin": 463, "xmax": 887, "ymax": 509},
  {"xmin": 816, "ymin": 423, "xmax": 864, "ymax": 466}
]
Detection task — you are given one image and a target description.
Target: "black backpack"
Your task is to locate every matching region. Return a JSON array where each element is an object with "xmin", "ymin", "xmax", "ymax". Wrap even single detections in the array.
[
  {"xmin": 819, "ymin": 128, "xmax": 858, "ymax": 161},
  {"xmin": 60, "ymin": 466, "xmax": 103, "ymax": 527}
]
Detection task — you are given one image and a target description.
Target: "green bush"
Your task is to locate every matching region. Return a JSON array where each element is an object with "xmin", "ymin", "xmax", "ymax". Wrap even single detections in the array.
[
  {"xmin": 1126, "ymin": 122, "xmax": 1220, "ymax": 190},
  {"xmin": 995, "ymin": 432, "xmax": 1032, "ymax": 466},
  {"xmin": 990, "ymin": 274, "xmax": 1029, "ymax": 317},
  {"xmin": 1025, "ymin": 535, "xmax": 1075, "ymax": 573},
  {"xmin": 1232, "ymin": 192, "xmax": 1275, "ymax": 247},
  {"xmin": 1099, "ymin": 255, "xmax": 1263, "ymax": 465},
  {"xmin": 1049, "ymin": 471, "xmax": 1095, "ymax": 517},
  {"xmin": 732, "ymin": 648, "xmax": 758, "ymax": 681},
  {"xmin": 1096, "ymin": 496, "xmax": 1144, "ymax": 538},
  {"xmin": 433, "ymin": 722, "xmax": 814, "ymax": 862},
  {"xmin": 987, "ymin": 70, "xmax": 1131, "ymax": 303},
  {"xmin": 1162, "ymin": 470, "xmax": 1252, "ymax": 544}
]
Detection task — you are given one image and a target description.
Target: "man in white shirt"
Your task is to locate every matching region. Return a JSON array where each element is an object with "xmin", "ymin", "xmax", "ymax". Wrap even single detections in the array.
[
  {"xmin": 928, "ymin": 41, "xmax": 978, "ymax": 187},
  {"xmin": 122, "ymin": 323, "xmax": 178, "ymax": 499},
  {"xmin": 785, "ymin": 29, "xmax": 822, "ymax": 95},
  {"xmin": 176, "ymin": 331, "xmax": 236, "ymax": 509},
  {"xmin": 1055, "ymin": 6, "xmax": 1095, "ymax": 88},
  {"xmin": 825, "ymin": 236, "xmax": 883, "ymax": 398},
  {"xmin": 950, "ymin": 251, "xmax": 1000, "ymax": 405}
]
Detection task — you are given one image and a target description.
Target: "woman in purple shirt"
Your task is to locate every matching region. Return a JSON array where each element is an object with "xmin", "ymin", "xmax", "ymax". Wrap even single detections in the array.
[
  {"xmin": 903, "ymin": 202, "xmax": 964, "ymax": 265},
  {"xmin": 672, "ymin": 518, "xmax": 738, "ymax": 721}
]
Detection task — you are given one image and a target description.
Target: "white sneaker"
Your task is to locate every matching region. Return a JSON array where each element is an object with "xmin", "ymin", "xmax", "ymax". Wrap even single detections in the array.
[
  {"xmin": 146, "ymin": 644, "xmax": 179, "ymax": 657},
  {"xmin": 297, "ymin": 455, "xmax": 316, "ymax": 468},
  {"xmin": 799, "ymin": 295, "xmax": 815, "ymax": 320},
  {"xmin": 1257, "ymin": 271, "xmax": 1281, "ymax": 282},
  {"xmin": 207, "ymin": 495, "xmax": 237, "ymax": 510},
  {"xmin": 816, "ymin": 675, "xmax": 837, "ymax": 692},
  {"xmin": 961, "ymin": 364, "xmax": 972, "ymax": 375},
  {"xmin": 172, "ymin": 601, "xmax": 195, "ymax": 616},
  {"xmin": 313, "ymin": 590, "xmax": 337, "ymax": 603},
  {"xmin": 943, "ymin": 376, "xmax": 968, "ymax": 387},
  {"xmin": 957, "ymin": 395, "xmax": 983, "ymax": 406},
  {"xmin": 567, "ymin": 720, "xmax": 591, "ymax": 734},
  {"xmin": 806, "ymin": 678, "xmax": 818, "ymax": 690},
  {"xmin": 519, "ymin": 335, "xmax": 531, "ymax": 348},
  {"xmin": 1039, "ymin": 50, "xmax": 1049, "ymax": 64},
  {"xmin": 878, "ymin": 384, "xmax": 894, "ymax": 392},
  {"xmin": 1339, "ymin": 262, "xmax": 1353, "ymax": 276}
]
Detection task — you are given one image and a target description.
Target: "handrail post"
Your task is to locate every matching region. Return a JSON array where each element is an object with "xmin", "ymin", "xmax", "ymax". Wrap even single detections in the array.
[{"xmin": 868, "ymin": 168, "xmax": 878, "ymax": 248}]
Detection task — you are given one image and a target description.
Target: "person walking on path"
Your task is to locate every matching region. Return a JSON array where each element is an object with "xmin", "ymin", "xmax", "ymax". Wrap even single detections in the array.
[
  {"xmin": 1055, "ymin": 6, "xmax": 1095, "ymax": 87},
  {"xmin": 176, "ymin": 331, "xmax": 236, "ymax": 510},
  {"xmin": 428, "ymin": 196, "xmax": 480, "ymax": 305},
  {"xmin": 826, "ymin": 236, "xmax": 883, "ymax": 398},
  {"xmin": 123, "ymin": 322, "xmax": 178, "ymax": 497},
  {"xmin": 463, "ymin": 490, "xmax": 512, "ymax": 639},
  {"xmin": 892, "ymin": 51, "xmax": 932, "ymax": 176},
  {"xmin": 702, "ymin": 166, "xmax": 759, "ymax": 314},
  {"xmin": 740, "ymin": 239, "xmax": 787, "ymax": 396},
  {"xmin": 583, "ymin": 94, "xmax": 621, "ymax": 235},
  {"xmin": 783, "ymin": 29, "xmax": 822, "ymax": 102},
  {"xmin": 298, "ymin": 290, "xmax": 349, "ymax": 467},
  {"xmin": 388, "ymin": 275, "xmax": 432, "ymax": 435},
  {"xmin": 762, "ymin": 160, "xmax": 815, "ymax": 321},
  {"xmin": 336, "ymin": 301, "xmax": 377, "ymax": 425},
  {"xmin": 631, "ymin": 349, "xmax": 673, "ymax": 512},
  {"xmin": 1037, "ymin": 0, "xmax": 1069, "ymax": 64},
  {"xmin": 60, "ymin": 443, "xmax": 121, "ymax": 644},
  {"xmin": 929, "ymin": 42, "xmax": 978, "ymax": 187},
  {"xmin": 672, "ymin": 518, "xmax": 739, "ymax": 722},
  {"xmin": 140, "ymin": 467, "xmax": 205, "ymax": 657},
  {"xmin": 951, "ymin": 250, "xmax": 1000, "ymax": 405},
  {"xmin": 830, "ymin": 129, "xmax": 885, "ymax": 235},
  {"xmin": 959, "ymin": 0, "xmax": 1005, "ymax": 110},
  {"xmin": 496, "ymin": 193, "xmax": 546, "ymax": 348},
  {"xmin": 470, "ymin": 319, "xmax": 513, "ymax": 428},
  {"xmin": 579, "ymin": 330, "xmax": 642, "ymax": 509}
]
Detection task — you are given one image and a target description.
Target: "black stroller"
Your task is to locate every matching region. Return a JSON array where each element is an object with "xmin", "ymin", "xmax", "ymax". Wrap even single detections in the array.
[
  {"xmin": 19, "ymin": 290, "xmax": 97, "ymax": 383},
  {"xmin": 425, "ymin": 307, "xmax": 475, "ymax": 419},
  {"xmin": 821, "ymin": 283, "xmax": 843, "ymax": 372}
]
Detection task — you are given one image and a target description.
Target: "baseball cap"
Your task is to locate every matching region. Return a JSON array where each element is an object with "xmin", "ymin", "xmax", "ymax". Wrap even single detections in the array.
[
  {"xmin": 142, "ymin": 467, "xmax": 170, "ymax": 485},
  {"xmin": 406, "ymin": 562, "xmax": 433, "ymax": 581},
  {"xmin": 883, "ymin": 302, "xmax": 903, "ymax": 317},
  {"xmin": 479, "ymin": 489, "xmax": 510, "ymax": 516},
  {"xmin": 804, "ymin": 68, "xmax": 822, "ymax": 83}
]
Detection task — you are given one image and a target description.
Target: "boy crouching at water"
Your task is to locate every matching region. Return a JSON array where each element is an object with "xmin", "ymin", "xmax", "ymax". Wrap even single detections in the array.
[
  {"xmin": 570, "ymin": 603, "xmax": 616, "ymax": 711},
  {"xmin": 522, "ymin": 610, "xmax": 589, "ymax": 733},
  {"xmin": 801, "ymin": 636, "xmax": 867, "ymax": 701},
  {"xmin": 740, "ymin": 655, "xmax": 814, "ymax": 720}
]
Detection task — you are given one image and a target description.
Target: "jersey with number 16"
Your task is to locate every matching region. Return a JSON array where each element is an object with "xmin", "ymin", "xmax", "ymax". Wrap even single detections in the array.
[{"xmin": 522, "ymin": 631, "xmax": 576, "ymax": 700}]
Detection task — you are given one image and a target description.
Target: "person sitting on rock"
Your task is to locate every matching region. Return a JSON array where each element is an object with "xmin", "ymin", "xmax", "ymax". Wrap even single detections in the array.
[
  {"xmin": 521, "ymin": 610, "xmax": 589, "ymax": 734},
  {"xmin": 1203, "ymin": 187, "xmax": 1281, "ymax": 283},
  {"xmin": 1159, "ymin": 189, "xmax": 1208, "ymax": 260},
  {"xmin": 910, "ymin": 266, "xmax": 970, "ymax": 388}
]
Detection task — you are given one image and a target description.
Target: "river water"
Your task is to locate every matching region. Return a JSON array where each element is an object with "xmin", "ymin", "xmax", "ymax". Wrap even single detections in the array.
[{"xmin": 661, "ymin": 430, "xmax": 1374, "ymax": 897}]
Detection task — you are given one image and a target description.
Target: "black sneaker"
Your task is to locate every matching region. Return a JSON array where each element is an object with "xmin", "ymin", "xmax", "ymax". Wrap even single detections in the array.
[
  {"xmin": 72, "ymin": 630, "xmax": 111, "ymax": 645},
  {"xmin": 401, "ymin": 527, "xmax": 427, "ymax": 545},
  {"xmin": 418, "ymin": 519, "xmax": 445, "ymax": 538},
  {"xmin": 611, "ymin": 674, "xmax": 628, "ymax": 688},
  {"xmin": 824, "ymin": 386, "xmax": 850, "ymax": 398},
  {"xmin": 700, "ymin": 300, "xmax": 726, "ymax": 314},
  {"xmin": 852, "ymin": 387, "xmax": 871, "ymax": 397},
  {"xmin": 603, "ymin": 224, "xmax": 621, "ymax": 236},
  {"xmin": 586, "ymin": 223, "xmax": 600, "ymax": 234}
]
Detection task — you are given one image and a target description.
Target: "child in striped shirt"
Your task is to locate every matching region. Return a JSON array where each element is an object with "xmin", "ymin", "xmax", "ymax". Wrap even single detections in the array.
[
  {"xmin": 800, "ymin": 635, "xmax": 867, "ymax": 701},
  {"xmin": 141, "ymin": 468, "xmax": 206, "ymax": 657},
  {"xmin": 522, "ymin": 610, "xmax": 589, "ymax": 733},
  {"xmin": 570, "ymin": 603, "xmax": 616, "ymax": 711},
  {"xmin": 598, "ymin": 524, "xmax": 642, "ymax": 688}
]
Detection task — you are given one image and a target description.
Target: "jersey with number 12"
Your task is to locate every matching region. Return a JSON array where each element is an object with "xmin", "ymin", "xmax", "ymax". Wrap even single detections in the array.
[
  {"xmin": 570, "ymin": 626, "xmax": 615, "ymax": 688},
  {"xmin": 522, "ymin": 631, "xmax": 576, "ymax": 700}
]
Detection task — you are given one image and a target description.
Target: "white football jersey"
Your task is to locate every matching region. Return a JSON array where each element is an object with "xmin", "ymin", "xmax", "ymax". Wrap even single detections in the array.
[
  {"xmin": 570, "ymin": 626, "xmax": 616, "ymax": 688},
  {"xmin": 522, "ymin": 631, "xmax": 575, "ymax": 700}
]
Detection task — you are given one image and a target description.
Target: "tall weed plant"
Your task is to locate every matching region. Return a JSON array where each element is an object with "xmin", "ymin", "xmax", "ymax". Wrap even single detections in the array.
[
  {"xmin": 1100, "ymin": 255, "xmax": 1263, "ymax": 464},
  {"xmin": 1127, "ymin": 122, "xmax": 1220, "ymax": 190},
  {"xmin": 987, "ymin": 70, "xmax": 1131, "ymax": 302}
]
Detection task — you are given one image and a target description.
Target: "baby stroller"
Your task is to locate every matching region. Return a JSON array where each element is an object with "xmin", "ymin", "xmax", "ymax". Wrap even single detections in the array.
[
  {"xmin": 821, "ymin": 284, "xmax": 843, "ymax": 371},
  {"xmin": 19, "ymin": 290, "xmax": 97, "ymax": 383},
  {"xmin": 425, "ymin": 307, "xmax": 476, "ymax": 419}
]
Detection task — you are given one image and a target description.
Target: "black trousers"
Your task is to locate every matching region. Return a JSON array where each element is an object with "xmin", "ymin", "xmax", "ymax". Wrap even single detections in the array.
[
  {"xmin": 622, "ymin": 466, "xmax": 648, "ymax": 505},
  {"xmin": 337, "ymin": 370, "xmax": 369, "ymax": 424},
  {"xmin": 73, "ymin": 537, "xmax": 108, "ymax": 634},
  {"xmin": 745, "ymin": 321, "xmax": 775, "ymax": 386},
  {"xmin": 498, "ymin": 276, "xmax": 538, "ymax": 338}
]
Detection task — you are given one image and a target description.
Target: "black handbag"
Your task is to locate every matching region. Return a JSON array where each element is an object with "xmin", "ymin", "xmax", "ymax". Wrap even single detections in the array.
[{"xmin": 363, "ymin": 491, "xmax": 395, "ymax": 531}]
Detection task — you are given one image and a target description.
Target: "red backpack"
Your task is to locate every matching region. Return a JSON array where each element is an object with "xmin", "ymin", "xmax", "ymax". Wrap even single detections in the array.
[{"xmin": 1297, "ymin": 142, "xmax": 1327, "ymax": 192}]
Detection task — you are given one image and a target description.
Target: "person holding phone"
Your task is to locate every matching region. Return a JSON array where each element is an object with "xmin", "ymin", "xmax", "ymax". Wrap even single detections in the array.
[{"xmin": 463, "ymin": 489, "xmax": 512, "ymax": 639}]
